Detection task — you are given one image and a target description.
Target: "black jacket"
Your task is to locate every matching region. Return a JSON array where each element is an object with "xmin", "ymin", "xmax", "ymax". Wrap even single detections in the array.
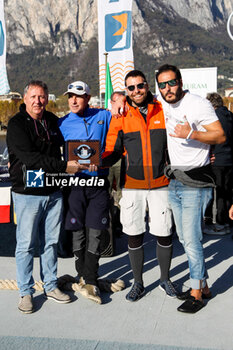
[
  {"xmin": 211, "ymin": 106, "xmax": 233, "ymax": 167},
  {"xmin": 6, "ymin": 104, "xmax": 67, "ymax": 195}
]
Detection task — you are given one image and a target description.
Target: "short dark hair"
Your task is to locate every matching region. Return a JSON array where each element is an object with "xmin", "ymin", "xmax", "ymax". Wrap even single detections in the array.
[
  {"xmin": 111, "ymin": 91, "xmax": 125, "ymax": 101},
  {"xmin": 156, "ymin": 64, "xmax": 182, "ymax": 82},
  {"xmin": 24, "ymin": 80, "xmax": 48, "ymax": 96},
  {"xmin": 206, "ymin": 92, "xmax": 223, "ymax": 109},
  {"xmin": 125, "ymin": 70, "xmax": 147, "ymax": 86}
]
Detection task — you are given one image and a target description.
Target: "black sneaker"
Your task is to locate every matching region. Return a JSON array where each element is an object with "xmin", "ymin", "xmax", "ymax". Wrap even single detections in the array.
[
  {"xmin": 159, "ymin": 280, "xmax": 178, "ymax": 298},
  {"xmin": 125, "ymin": 282, "xmax": 145, "ymax": 302}
]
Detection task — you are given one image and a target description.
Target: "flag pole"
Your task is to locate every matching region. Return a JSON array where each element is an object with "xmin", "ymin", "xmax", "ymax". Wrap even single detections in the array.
[
  {"xmin": 99, "ymin": 71, "xmax": 102, "ymax": 108},
  {"xmin": 104, "ymin": 52, "xmax": 108, "ymax": 69},
  {"xmin": 104, "ymin": 52, "xmax": 108, "ymax": 108}
]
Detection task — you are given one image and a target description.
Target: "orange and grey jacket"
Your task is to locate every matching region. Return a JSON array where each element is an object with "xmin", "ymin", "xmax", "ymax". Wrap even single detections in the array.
[{"xmin": 102, "ymin": 93, "xmax": 169, "ymax": 189}]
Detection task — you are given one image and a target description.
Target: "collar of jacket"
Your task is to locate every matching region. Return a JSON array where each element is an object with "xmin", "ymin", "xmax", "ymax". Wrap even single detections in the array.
[{"xmin": 19, "ymin": 102, "xmax": 48, "ymax": 122}]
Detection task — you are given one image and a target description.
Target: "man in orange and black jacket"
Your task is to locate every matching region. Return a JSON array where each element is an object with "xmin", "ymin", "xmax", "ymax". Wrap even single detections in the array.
[{"xmin": 102, "ymin": 70, "xmax": 179, "ymax": 302}]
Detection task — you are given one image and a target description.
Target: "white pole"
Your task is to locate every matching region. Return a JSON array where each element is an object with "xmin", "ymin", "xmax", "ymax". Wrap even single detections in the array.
[{"xmin": 99, "ymin": 79, "xmax": 102, "ymax": 108}]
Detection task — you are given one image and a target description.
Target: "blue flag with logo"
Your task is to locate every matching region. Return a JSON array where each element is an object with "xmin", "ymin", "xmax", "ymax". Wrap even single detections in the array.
[
  {"xmin": 0, "ymin": 0, "xmax": 10, "ymax": 95},
  {"xmin": 98, "ymin": 0, "xmax": 134, "ymax": 93}
]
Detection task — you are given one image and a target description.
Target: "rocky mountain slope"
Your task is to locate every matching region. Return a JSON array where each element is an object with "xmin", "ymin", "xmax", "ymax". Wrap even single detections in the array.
[{"xmin": 4, "ymin": 0, "xmax": 233, "ymax": 95}]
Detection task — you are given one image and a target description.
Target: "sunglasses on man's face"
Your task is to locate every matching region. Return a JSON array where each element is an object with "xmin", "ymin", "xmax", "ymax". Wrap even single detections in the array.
[
  {"xmin": 68, "ymin": 84, "xmax": 85, "ymax": 91},
  {"xmin": 158, "ymin": 79, "xmax": 178, "ymax": 90},
  {"xmin": 126, "ymin": 82, "xmax": 147, "ymax": 92}
]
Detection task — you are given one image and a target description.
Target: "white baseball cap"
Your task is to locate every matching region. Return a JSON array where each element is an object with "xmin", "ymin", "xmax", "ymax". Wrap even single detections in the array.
[{"xmin": 63, "ymin": 81, "xmax": 91, "ymax": 96}]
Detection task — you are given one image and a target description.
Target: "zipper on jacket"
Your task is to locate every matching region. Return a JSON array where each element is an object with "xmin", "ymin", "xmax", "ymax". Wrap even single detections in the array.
[
  {"xmin": 138, "ymin": 109, "xmax": 151, "ymax": 189},
  {"xmin": 83, "ymin": 118, "xmax": 89, "ymax": 136}
]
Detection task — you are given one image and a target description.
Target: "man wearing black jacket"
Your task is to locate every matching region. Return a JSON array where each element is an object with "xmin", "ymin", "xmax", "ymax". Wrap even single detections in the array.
[
  {"xmin": 205, "ymin": 93, "xmax": 233, "ymax": 235},
  {"xmin": 7, "ymin": 80, "xmax": 84, "ymax": 314}
]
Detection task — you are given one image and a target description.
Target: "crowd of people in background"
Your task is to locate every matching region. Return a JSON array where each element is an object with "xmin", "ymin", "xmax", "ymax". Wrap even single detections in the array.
[{"xmin": 5, "ymin": 63, "xmax": 233, "ymax": 315}]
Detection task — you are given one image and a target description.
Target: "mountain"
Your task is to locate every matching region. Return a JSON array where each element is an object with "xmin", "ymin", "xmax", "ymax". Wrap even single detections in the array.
[{"xmin": 4, "ymin": 0, "xmax": 233, "ymax": 96}]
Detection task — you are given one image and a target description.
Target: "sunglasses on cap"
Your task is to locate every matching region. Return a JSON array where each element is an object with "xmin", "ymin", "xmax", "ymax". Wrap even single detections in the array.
[
  {"xmin": 158, "ymin": 79, "xmax": 178, "ymax": 89},
  {"xmin": 68, "ymin": 84, "xmax": 85, "ymax": 91},
  {"xmin": 126, "ymin": 82, "xmax": 147, "ymax": 92}
]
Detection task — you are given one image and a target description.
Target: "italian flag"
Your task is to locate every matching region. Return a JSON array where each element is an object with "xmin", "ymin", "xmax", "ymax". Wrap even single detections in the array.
[
  {"xmin": 104, "ymin": 62, "xmax": 113, "ymax": 110},
  {"xmin": 0, "ymin": 186, "xmax": 11, "ymax": 223}
]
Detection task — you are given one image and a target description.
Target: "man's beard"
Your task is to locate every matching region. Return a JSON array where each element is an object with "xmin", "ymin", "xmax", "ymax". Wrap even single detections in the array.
[{"xmin": 161, "ymin": 86, "xmax": 184, "ymax": 104}]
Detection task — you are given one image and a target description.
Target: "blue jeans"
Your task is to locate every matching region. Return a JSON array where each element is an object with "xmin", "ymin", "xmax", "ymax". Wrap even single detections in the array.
[
  {"xmin": 12, "ymin": 191, "xmax": 63, "ymax": 296},
  {"xmin": 168, "ymin": 180, "xmax": 212, "ymax": 289}
]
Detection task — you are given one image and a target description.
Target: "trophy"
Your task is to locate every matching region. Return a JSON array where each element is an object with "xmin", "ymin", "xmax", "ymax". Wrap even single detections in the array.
[{"xmin": 66, "ymin": 140, "xmax": 101, "ymax": 165}]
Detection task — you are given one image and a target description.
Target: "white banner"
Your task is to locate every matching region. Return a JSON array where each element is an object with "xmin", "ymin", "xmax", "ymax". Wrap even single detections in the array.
[
  {"xmin": 155, "ymin": 67, "xmax": 217, "ymax": 98},
  {"xmin": 0, "ymin": 0, "xmax": 10, "ymax": 95},
  {"xmin": 98, "ymin": 0, "xmax": 134, "ymax": 93}
]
